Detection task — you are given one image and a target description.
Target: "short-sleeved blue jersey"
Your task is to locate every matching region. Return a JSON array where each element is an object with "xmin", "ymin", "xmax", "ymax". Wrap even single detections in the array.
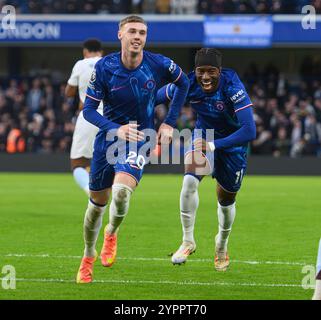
[
  {"xmin": 86, "ymin": 50, "xmax": 183, "ymax": 130},
  {"xmin": 165, "ymin": 68, "xmax": 253, "ymax": 140}
]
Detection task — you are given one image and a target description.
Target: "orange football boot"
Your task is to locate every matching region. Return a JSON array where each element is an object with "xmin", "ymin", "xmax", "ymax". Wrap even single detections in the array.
[
  {"xmin": 100, "ymin": 226, "xmax": 118, "ymax": 267},
  {"xmin": 76, "ymin": 252, "xmax": 97, "ymax": 284}
]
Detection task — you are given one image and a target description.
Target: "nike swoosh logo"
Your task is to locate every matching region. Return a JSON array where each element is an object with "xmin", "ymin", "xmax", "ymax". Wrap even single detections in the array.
[{"xmin": 111, "ymin": 85, "xmax": 126, "ymax": 92}]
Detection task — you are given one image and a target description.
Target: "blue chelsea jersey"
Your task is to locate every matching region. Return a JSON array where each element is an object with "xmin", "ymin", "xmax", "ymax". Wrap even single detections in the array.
[
  {"xmin": 86, "ymin": 50, "xmax": 183, "ymax": 130},
  {"xmin": 183, "ymin": 68, "xmax": 252, "ymax": 140}
]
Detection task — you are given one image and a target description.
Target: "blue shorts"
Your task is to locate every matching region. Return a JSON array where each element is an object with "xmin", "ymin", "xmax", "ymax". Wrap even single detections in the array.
[
  {"xmin": 212, "ymin": 148, "xmax": 248, "ymax": 193},
  {"xmin": 89, "ymin": 131, "xmax": 146, "ymax": 191},
  {"xmin": 185, "ymin": 139, "xmax": 248, "ymax": 193}
]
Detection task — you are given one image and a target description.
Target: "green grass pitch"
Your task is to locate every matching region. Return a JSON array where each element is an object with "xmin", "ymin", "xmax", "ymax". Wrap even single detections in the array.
[{"xmin": 0, "ymin": 173, "xmax": 320, "ymax": 300}]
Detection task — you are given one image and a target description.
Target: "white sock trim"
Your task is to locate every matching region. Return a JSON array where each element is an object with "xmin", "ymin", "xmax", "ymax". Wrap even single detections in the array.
[
  {"xmin": 88, "ymin": 199, "xmax": 107, "ymax": 211},
  {"xmin": 112, "ymin": 183, "xmax": 133, "ymax": 194},
  {"xmin": 218, "ymin": 201, "xmax": 236, "ymax": 209}
]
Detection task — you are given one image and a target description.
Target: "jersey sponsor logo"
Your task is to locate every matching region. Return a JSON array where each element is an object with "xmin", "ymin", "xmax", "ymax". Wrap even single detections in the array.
[
  {"xmin": 168, "ymin": 60, "xmax": 177, "ymax": 74},
  {"xmin": 143, "ymin": 79, "xmax": 156, "ymax": 91},
  {"xmin": 230, "ymin": 89, "xmax": 246, "ymax": 104}
]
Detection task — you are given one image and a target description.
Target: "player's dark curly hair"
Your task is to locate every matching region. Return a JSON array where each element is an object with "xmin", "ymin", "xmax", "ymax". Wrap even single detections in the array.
[{"xmin": 83, "ymin": 39, "xmax": 102, "ymax": 52}]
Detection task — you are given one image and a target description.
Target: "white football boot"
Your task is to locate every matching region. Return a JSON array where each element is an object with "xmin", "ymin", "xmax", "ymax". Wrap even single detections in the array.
[
  {"xmin": 214, "ymin": 235, "xmax": 230, "ymax": 271},
  {"xmin": 171, "ymin": 241, "xmax": 196, "ymax": 265}
]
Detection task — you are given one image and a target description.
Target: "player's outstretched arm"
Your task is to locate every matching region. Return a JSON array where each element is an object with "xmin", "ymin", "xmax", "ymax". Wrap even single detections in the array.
[{"xmin": 211, "ymin": 106, "xmax": 256, "ymax": 151}]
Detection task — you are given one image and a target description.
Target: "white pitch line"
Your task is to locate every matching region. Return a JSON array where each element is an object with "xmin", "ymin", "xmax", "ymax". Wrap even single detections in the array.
[
  {"xmin": 1, "ymin": 253, "xmax": 308, "ymax": 266},
  {"xmin": 2, "ymin": 277, "xmax": 305, "ymax": 288}
]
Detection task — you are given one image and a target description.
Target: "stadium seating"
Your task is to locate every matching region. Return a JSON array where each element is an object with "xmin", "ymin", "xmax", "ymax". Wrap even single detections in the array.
[{"xmin": 3, "ymin": 0, "xmax": 320, "ymax": 14}]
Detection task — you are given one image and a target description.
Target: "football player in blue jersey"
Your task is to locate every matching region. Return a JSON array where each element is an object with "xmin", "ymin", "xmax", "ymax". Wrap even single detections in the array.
[
  {"xmin": 76, "ymin": 15, "xmax": 189, "ymax": 283},
  {"xmin": 157, "ymin": 48, "xmax": 256, "ymax": 271}
]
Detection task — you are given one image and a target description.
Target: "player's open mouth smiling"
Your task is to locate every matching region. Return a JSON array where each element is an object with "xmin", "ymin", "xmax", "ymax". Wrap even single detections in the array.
[
  {"xmin": 132, "ymin": 42, "xmax": 140, "ymax": 49},
  {"xmin": 201, "ymin": 80, "xmax": 213, "ymax": 90}
]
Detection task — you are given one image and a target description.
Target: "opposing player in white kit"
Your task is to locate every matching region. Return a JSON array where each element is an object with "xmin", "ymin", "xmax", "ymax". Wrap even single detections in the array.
[{"xmin": 65, "ymin": 39, "xmax": 103, "ymax": 195}]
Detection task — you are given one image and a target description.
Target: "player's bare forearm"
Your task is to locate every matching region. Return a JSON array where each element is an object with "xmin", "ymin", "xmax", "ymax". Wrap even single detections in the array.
[
  {"xmin": 78, "ymin": 101, "xmax": 84, "ymax": 110},
  {"xmin": 65, "ymin": 84, "xmax": 77, "ymax": 98}
]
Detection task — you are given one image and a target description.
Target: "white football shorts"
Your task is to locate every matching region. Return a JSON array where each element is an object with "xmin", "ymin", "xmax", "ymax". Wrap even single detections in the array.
[{"xmin": 70, "ymin": 110, "xmax": 101, "ymax": 159}]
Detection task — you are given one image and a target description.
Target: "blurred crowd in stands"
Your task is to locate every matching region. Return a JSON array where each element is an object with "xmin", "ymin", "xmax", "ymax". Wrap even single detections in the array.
[
  {"xmin": 1, "ymin": 57, "xmax": 321, "ymax": 157},
  {"xmin": 0, "ymin": 77, "xmax": 75, "ymax": 154},
  {"xmin": 244, "ymin": 56, "xmax": 321, "ymax": 157},
  {"xmin": 2, "ymin": 0, "xmax": 320, "ymax": 14}
]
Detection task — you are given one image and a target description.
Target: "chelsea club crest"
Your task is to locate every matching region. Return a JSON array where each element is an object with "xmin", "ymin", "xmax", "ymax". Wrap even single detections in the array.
[{"xmin": 215, "ymin": 101, "xmax": 225, "ymax": 111}]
